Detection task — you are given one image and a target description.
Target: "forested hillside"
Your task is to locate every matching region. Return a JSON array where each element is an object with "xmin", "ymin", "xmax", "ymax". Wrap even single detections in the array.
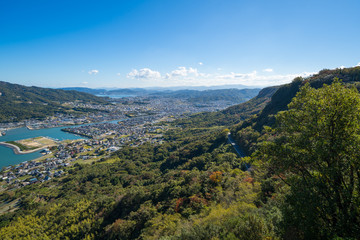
[
  {"xmin": 232, "ymin": 66, "xmax": 360, "ymax": 154},
  {"xmin": 0, "ymin": 81, "xmax": 108, "ymax": 122},
  {"xmin": 1, "ymin": 67, "xmax": 360, "ymax": 239},
  {"xmin": 174, "ymin": 86, "xmax": 278, "ymax": 128}
]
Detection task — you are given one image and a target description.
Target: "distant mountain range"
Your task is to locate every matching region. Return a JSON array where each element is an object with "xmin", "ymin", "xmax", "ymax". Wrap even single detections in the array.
[
  {"xmin": 149, "ymin": 88, "xmax": 261, "ymax": 103},
  {"xmin": 60, "ymin": 86, "xmax": 262, "ymax": 103},
  {"xmin": 60, "ymin": 87, "xmax": 262, "ymax": 104},
  {"xmin": 59, "ymin": 84, "xmax": 261, "ymax": 96},
  {"xmin": 60, "ymin": 87, "xmax": 145, "ymax": 96}
]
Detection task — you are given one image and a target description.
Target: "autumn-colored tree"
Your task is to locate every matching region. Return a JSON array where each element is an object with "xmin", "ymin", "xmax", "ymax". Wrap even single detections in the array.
[{"xmin": 209, "ymin": 171, "xmax": 223, "ymax": 183}]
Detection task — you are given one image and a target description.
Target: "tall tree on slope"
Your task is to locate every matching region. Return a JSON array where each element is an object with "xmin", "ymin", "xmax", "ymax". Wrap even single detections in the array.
[{"xmin": 259, "ymin": 80, "xmax": 360, "ymax": 239}]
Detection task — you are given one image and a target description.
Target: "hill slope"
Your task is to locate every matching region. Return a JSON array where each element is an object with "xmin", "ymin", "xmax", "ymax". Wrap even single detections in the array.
[
  {"xmin": 2, "ymin": 67, "xmax": 360, "ymax": 239},
  {"xmin": 0, "ymin": 81, "xmax": 108, "ymax": 122},
  {"xmin": 232, "ymin": 66, "xmax": 360, "ymax": 154},
  {"xmin": 174, "ymin": 86, "xmax": 278, "ymax": 128}
]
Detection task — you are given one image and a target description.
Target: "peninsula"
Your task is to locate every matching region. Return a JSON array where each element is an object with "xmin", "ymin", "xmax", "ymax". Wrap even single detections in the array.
[{"xmin": 0, "ymin": 136, "xmax": 57, "ymax": 155}]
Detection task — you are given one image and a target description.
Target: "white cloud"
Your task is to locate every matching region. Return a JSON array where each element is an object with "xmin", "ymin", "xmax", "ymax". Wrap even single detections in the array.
[
  {"xmin": 199, "ymin": 62, "xmax": 203, "ymax": 65},
  {"xmin": 124, "ymin": 66, "xmax": 316, "ymax": 87},
  {"xmin": 356, "ymin": 62, "xmax": 360, "ymax": 67},
  {"xmin": 217, "ymin": 71, "xmax": 257, "ymax": 80},
  {"xmin": 263, "ymin": 68, "xmax": 273, "ymax": 72},
  {"xmin": 88, "ymin": 69, "xmax": 99, "ymax": 75},
  {"xmin": 82, "ymin": 81, "xmax": 88, "ymax": 84},
  {"xmin": 339, "ymin": 65, "xmax": 345, "ymax": 69},
  {"xmin": 166, "ymin": 67, "xmax": 200, "ymax": 79},
  {"xmin": 127, "ymin": 68, "xmax": 161, "ymax": 80},
  {"xmin": 116, "ymin": 73, "xmax": 121, "ymax": 76}
]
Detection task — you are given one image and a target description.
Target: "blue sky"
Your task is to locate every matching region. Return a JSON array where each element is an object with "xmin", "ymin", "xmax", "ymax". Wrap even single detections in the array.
[{"xmin": 1, "ymin": 0, "xmax": 360, "ymax": 88}]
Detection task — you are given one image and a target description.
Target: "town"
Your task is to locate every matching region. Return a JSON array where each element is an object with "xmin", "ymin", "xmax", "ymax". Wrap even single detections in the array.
[
  {"xmin": 0, "ymin": 96, "xmax": 237, "ymax": 132},
  {"xmin": 0, "ymin": 95, "xmax": 241, "ymax": 190}
]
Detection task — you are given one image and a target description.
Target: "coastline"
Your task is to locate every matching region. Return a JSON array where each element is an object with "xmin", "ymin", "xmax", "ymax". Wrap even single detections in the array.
[
  {"xmin": 0, "ymin": 142, "xmax": 46, "ymax": 155},
  {"xmin": 61, "ymin": 128, "xmax": 92, "ymax": 139},
  {"xmin": 0, "ymin": 118, "xmax": 123, "ymax": 168}
]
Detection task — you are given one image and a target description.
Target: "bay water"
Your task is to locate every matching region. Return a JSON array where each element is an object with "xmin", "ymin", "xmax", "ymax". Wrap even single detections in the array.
[{"xmin": 0, "ymin": 119, "xmax": 122, "ymax": 169}]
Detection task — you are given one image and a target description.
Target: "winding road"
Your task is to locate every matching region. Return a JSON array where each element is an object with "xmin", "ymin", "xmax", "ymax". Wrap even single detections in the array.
[
  {"xmin": 227, "ymin": 132, "xmax": 250, "ymax": 170},
  {"xmin": 227, "ymin": 133, "xmax": 245, "ymax": 157}
]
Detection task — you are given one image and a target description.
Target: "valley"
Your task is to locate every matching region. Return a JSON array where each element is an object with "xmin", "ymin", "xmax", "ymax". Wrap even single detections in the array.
[{"xmin": 1, "ymin": 67, "xmax": 360, "ymax": 239}]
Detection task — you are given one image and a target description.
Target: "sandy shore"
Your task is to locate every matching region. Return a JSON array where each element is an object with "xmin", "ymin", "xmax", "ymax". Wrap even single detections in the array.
[{"xmin": 0, "ymin": 142, "xmax": 47, "ymax": 155}]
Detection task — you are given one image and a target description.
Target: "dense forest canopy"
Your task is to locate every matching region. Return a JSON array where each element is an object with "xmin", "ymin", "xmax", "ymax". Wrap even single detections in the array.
[{"xmin": 257, "ymin": 80, "xmax": 360, "ymax": 239}]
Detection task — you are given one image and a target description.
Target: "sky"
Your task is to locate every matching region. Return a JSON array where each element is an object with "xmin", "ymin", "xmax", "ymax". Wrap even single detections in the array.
[{"xmin": 0, "ymin": 0, "xmax": 360, "ymax": 88}]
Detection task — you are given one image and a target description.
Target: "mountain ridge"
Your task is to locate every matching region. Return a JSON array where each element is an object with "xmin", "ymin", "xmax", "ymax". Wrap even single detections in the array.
[{"xmin": 0, "ymin": 81, "xmax": 108, "ymax": 122}]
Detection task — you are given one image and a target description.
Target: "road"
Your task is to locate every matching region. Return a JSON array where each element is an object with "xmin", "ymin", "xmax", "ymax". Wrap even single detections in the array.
[
  {"xmin": 227, "ymin": 132, "xmax": 250, "ymax": 170},
  {"xmin": 227, "ymin": 133, "xmax": 246, "ymax": 157}
]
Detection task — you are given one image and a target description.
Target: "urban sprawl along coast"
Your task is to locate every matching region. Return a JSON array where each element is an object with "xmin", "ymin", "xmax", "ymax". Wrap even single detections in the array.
[{"xmin": 0, "ymin": 96, "xmax": 239, "ymax": 190}]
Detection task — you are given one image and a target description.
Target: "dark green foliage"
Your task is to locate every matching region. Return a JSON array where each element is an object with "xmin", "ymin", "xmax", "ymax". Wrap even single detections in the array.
[
  {"xmin": 258, "ymin": 81, "xmax": 360, "ymax": 239},
  {"xmin": 232, "ymin": 66, "xmax": 360, "ymax": 155}
]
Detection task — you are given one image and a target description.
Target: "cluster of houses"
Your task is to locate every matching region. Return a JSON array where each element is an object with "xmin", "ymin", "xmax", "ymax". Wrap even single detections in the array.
[
  {"xmin": 63, "ymin": 115, "xmax": 166, "ymax": 140},
  {"xmin": 0, "ymin": 94, "xmax": 235, "ymax": 134},
  {"xmin": 1, "ymin": 158, "xmax": 68, "ymax": 188}
]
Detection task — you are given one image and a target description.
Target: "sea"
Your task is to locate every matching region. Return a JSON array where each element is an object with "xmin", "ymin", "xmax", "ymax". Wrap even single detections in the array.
[
  {"xmin": 0, "ymin": 119, "xmax": 122, "ymax": 169},
  {"xmin": 96, "ymin": 94, "xmax": 135, "ymax": 98}
]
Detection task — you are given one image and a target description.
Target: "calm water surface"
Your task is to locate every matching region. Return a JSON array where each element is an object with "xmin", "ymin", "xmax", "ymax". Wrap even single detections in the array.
[{"xmin": 96, "ymin": 94, "xmax": 135, "ymax": 98}]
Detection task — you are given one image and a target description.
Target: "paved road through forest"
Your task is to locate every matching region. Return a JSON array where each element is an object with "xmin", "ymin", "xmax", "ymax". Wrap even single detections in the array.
[{"xmin": 227, "ymin": 132, "xmax": 250, "ymax": 170}]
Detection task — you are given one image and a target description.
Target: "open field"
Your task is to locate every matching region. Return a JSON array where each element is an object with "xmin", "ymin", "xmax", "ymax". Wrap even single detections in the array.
[
  {"xmin": 2, "ymin": 136, "xmax": 58, "ymax": 154},
  {"xmin": 18, "ymin": 136, "xmax": 57, "ymax": 148}
]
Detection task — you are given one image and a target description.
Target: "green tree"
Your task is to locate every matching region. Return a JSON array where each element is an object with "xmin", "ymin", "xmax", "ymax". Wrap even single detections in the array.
[{"xmin": 259, "ymin": 81, "xmax": 360, "ymax": 239}]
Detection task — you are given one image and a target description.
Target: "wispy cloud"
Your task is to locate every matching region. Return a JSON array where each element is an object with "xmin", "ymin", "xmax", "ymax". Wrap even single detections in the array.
[
  {"xmin": 217, "ymin": 71, "xmax": 257, "ymax": 80},
  {"xmin": 263, "ymin": 68, "xmax": 273, "ymax": 72},
  {"xmin": 356, "ymin": 63, "xmax": 360, "ymax": 67},
  {"xmin": 82, "ymin": 81, "xmax": 88, "ymax": 84},
  {"xmin": 165, "ymin": 67, "xmax": 200, "ymax": 79},
  {"xmin": 88, "ymin": 69, "xmax": 99, "ymax": 75},
  {"xmin": 199, "ymin": 62, "xmax": 203, "ymax": 66}
]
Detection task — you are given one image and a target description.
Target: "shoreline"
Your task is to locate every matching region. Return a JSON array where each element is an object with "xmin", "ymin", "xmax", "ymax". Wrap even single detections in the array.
[
  {"xmin": 0, "ymin": 117, "xmax": 127, "ymax": 134},
  {"xmin": 61, "ymin": 128, "xmax": 92, "ymax": 139},
  {"xmin": 0, "ymin": 142, "xmax": 48, "ymax": 155}
]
